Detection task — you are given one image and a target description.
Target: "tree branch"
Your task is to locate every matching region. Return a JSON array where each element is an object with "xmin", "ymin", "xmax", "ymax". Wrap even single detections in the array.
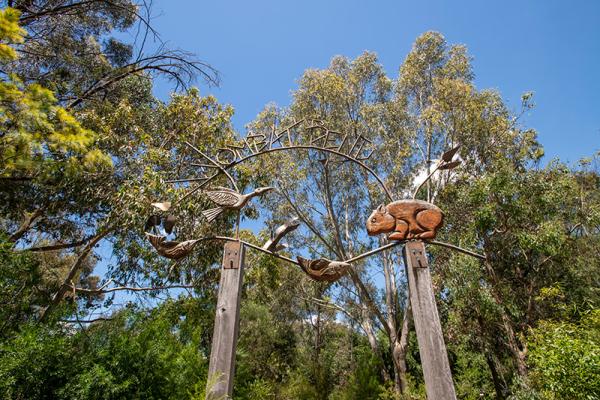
[
  {"xmin": 9, "ymin": 208, "xmax": 44, "ymax": 243},
  {"xmin": 19, "ymin": 237, "xmax": 90, "ymax": 252},
  {"xmin": 39, "ymin": 227, "xmax": 112, "ymax": 321},
  {"xmin": 60, "ymin": 316, "xmax": 112, "ymax": 324},
  {"xmin": 74, "ymin": 283, "xmax": 195, "ymax": 294}
]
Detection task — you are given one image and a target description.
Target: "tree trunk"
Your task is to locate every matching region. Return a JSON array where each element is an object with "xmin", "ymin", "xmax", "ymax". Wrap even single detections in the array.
[
  {"xmin": 393, "ymin": 305, "xmax": 411, "ymax": 393},
  {"xmin": 477, "ymin": 313, "xmax": 508, "ymax": 399},
  {"xmin": 382, "ymin": 245, "xmax": 410, "ymax": 394},
  {"xmin": 485, "ymin": 353, "xmax": 507, "ymax": 399},
  {"xmin": 361, "ymin": 306, "xmax": 391, "ymax": 382},
  {"xmin": 484, "ymin": 260, "xmax": 528, "ymax": 377}
]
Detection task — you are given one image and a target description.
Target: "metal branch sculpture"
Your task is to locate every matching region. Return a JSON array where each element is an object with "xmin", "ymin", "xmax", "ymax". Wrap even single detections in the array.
[{"xmin": 141, "ymin": 122, "xmax": 485, "ymax": 400}]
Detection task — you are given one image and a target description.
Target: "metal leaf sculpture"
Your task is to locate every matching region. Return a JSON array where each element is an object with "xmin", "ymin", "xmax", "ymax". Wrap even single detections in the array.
[
  {"xmin": 144, "ymin": 214, "xmax": 177, "ymax": 235},
  {"xmin": 151, "ymin": 202, "xmax": 172, "ymax": 212},
  {"xmin": 262, "ymin": 217, "xmax": 300, "ymax": 253},
  {"xmin": 145, "ymin": 215, "xmax": 161, "ymax": 232},
  {"xmin": 163, "ymin": 215, "xmax": 177, "ymax": 234},
  {"xmin": 438, "ymin": 160, "xmax": 461, "ymax": 170},
  {"xmin": 297, "ymin": 257, "xmax": 351, "ymax": 282},
  {"xmin": 441, "ymin": 145, "xmax": 461, "ymax": 162}
]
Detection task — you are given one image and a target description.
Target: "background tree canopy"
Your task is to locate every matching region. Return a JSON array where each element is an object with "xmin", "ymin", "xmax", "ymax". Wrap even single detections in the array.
[{"xmin": 0, "ymin": 2, "xmax": 598, "ymax": 400}]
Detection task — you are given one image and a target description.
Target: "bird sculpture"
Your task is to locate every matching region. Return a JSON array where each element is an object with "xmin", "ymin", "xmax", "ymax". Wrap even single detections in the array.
[
  {"xmin": 146, "ymin": 233, "xmax": 200, "ymax": 260},
  {"xmin": 202, "ymin": 186, "xmax": 274, "ymax": 223},
  {"xmin": 145, "ymin": 214, "xmax": 177, "ymax": 235},
  {"xmin": 262, "ymin": 217, "xmax": 300, "ymax": 253},
  {"xmin": 297, "ymin": 256, "xmax": 351, "ymax": 283}
]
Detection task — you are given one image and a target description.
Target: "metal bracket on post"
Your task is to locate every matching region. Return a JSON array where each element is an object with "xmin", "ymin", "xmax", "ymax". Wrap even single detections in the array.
[
  {"xmin": 408, "ymin": 242, "xmax": 427, "ymax": 268},
  {"xmin": 223, "ymin": 245, "xmax": 241, "ymax": 269}
]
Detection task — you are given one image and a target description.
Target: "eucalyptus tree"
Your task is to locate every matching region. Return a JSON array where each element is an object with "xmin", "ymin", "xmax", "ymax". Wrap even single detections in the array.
[
  {"xmin": 3, "ymin": 0, "xmax": 217, "ymax": 106},
  {"xmin": 0, "ymin": 2, "xmax": 229, "ymax": 323},
  {"xmin": 246, "ymin": 51, "xmax": 416, "ymax": 393},
  {"xmin": 400, "ymin": 33, "xmax": 599, "ymax": 398},
  {"xmin": 248, "ymin": 31, "xmax": 553, "ymax": 396},
  {"xmin": 436, "ymin": 158, "xmax": 600, "ymax": 398}
]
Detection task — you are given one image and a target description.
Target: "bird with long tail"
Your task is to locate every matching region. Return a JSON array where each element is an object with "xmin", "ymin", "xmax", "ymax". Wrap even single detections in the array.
[{"xmin": 202, "ymin": 186, "xmax": 274, "ymax": 223}]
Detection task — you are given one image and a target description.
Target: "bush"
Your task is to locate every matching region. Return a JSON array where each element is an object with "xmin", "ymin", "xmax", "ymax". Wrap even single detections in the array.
[{"xmin": 525, "ymin": 310, "xmax": 600, "ymax": 399}]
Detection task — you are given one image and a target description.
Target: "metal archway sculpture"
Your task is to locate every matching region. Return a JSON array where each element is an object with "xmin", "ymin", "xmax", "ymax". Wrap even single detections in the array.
[{"xmin": 145, "ymin": 118, "xmax": 481, "ymax": 400}]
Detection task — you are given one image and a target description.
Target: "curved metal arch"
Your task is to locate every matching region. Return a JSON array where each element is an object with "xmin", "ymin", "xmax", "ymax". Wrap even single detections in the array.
[
  {"xmin": 184, "ymin": 141, "xmax": 239, "ymax": 192},
  {"xmin": 218, "ymin": 145, "xmax": 395, "ymax": 202}
]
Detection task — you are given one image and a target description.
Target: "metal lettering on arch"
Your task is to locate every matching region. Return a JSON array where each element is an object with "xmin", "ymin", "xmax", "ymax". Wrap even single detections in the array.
[{"xmin": 170, "ymin": 118, "xmax": 392, "ymax": 203}]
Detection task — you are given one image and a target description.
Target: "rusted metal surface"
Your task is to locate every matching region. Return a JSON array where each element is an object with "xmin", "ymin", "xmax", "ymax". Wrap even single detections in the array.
[
  {"xmin": 366, "ymin": 200, "xmax": 444, "ymax": 241},
  {"xmin": 441, "ymin": 145, "xmax": 461, "ymax": 162},
  {"xmin": 170, "ymin": 119, "xmax": 394, "ymax": 205},
  {"xmin": 412, "ymin": 145, "xmax": 461, "ymax": 199}
]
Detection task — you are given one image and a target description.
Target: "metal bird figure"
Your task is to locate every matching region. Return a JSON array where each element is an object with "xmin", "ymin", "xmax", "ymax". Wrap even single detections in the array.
[
  {"xmin": 145, "ymin": 214, "xmax": 177, "ymax": 235},
  {"xmin": 202, "ymin": 186, "xmax": 274, "ymax": 223},
  {"xmin": 297, "ymin": 256, "xmax": 351, "ymax": 283},
  {"xmin": 146, "ymin": 233, "xmax": 199, "ymax": 260},
  {"xmin": 262, "ymin": 217, "xmax": 300, "ymax": 253},
  {"xmin": 145, "ymin": 215, "xmax": 161, "ymax": 233},
  {"xmin": 163, "ymin": 215, "xmax": 176, "ymax": 234}
]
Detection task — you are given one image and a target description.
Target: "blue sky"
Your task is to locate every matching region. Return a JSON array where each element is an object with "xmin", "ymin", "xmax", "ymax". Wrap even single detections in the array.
[{"xmin": 146, "ymin": 0, "xmax": 600, "ymax": 163}]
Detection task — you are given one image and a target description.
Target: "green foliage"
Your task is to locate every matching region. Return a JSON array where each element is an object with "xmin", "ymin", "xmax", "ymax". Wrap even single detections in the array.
[
  {"xmin": 0, "ymin": 298, "xmax": 209, "ymax": 400},
  {"xmin": 0, "ymin": 234, "xmax": 44, "ymax": 336},
  {"xmin": 0, "ymin": 323, "xmax": 72, "ymax": 400},
  {"xmin": 525, "ymin": 310, "xmax": 600, "ymax": 399},
  {"xmin": 0, "ymin": 7, "xmax": 25, "ymax": 60},
  {"xmin": 0, "ymin": 6, "xmax": 599, "ymax": 398},
  {"xmin": 329, "ymin": 347, "xmax": 384, "ymax": 400},
  {"xmin": 0, "ymin": 7, "xmax": 111, "ymax": 179}
]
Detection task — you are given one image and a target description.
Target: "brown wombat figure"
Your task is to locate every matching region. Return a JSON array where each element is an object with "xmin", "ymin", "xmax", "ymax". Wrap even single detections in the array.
[{"xmin": 366, "ymin": 200, "xmax": 443, "ymax": 240}]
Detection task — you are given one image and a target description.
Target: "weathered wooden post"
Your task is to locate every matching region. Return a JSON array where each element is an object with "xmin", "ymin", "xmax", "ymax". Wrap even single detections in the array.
[
  {"xmin": 403, "ymin": 240, "xmax": 456, "ymax": 400},
  {"xmin": 206, "ymin": 241, "xmax": 246, "ymax": 399}
]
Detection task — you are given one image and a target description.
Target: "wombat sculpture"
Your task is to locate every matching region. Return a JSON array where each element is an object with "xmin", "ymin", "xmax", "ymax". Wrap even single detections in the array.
[{"xmin": 366, "ymin": 200, "xmax": 443, "ymax": 240}]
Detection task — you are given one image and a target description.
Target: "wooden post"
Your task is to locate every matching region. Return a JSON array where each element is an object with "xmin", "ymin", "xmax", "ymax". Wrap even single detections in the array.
[
  {"xmin": 206, "ymin": 241, "xmax": 245, "ymax": 400},
  {"xmin": 403, "ymin": 240, "xmax": 456, "ymax": 400}
]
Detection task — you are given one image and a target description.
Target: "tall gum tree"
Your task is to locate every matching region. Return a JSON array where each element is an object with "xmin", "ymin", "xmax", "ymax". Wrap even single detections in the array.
[{"xmin": 250, "ymin": 31, "xmax": 548, "ymax": 396}]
